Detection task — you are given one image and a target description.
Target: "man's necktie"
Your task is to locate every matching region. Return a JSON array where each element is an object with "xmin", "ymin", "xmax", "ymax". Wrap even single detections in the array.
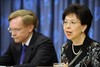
[{"xmin": 19, "ymin": 45, "xmax": 27, "ymax": 64}]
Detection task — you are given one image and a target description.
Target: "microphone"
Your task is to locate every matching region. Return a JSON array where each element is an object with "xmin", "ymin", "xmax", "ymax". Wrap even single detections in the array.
[
  {"xmin": 60, "ymin": 40, "xmax": 72, "ymax": 63},
  {"xmin": 67, "ymin": 40, "xmax": 73, "ymax": 46},
  {"xmin": 63, "ymin": 40, "xmax": 72, "ymax": 49}
]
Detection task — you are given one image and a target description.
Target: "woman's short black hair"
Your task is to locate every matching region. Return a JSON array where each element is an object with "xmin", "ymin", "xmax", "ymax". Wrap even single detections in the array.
[{"xmin": 62, "ymin": 3, "xmax": 93, "ymax": 35}]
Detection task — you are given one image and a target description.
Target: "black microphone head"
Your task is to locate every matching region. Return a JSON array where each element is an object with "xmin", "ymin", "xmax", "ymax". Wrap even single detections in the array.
[
  {"xmin": 67, "ymin": 40, "xmax": 73, "ymax": 46},
  {"xmin": 63, "ymin": 40, "xmax": 72, "ymax": 49}
]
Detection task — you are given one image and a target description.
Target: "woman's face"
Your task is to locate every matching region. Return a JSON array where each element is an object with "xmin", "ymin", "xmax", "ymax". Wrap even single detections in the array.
[{"xmin": 63, "ymin": 13, "xmax": 87, "ymax": 41}]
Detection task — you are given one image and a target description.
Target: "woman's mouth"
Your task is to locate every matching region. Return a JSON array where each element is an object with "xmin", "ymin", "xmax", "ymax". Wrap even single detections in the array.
[{"xmin": 66, "ymin": 31, "xmax": 72, "ymax": 35}]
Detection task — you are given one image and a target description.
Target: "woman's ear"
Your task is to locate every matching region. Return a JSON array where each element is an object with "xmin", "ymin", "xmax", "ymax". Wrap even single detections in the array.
[{"xmin": 82, "ymin": 25, "xmax": 87, "ymax": 32}]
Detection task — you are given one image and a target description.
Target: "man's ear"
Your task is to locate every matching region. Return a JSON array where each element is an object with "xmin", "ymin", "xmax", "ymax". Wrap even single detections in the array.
[{"xmin": 29, "ymin": 25, "xmax": 34, "ymax": 32}]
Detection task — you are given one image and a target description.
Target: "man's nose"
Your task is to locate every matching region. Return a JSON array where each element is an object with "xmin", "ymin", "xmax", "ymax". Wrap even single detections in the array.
[{"xmin": 11, "ymin": 31, "xmax": 16, "ymax": 37}]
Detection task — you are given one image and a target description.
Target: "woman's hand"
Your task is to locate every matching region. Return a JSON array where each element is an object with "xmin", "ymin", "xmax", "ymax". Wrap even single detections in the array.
[
  {"xmin": 53, "ymin": 63, "xmax": 68, "ymax": 67},
  {"xmin": 62, "ymin": 63, "xmax": 68, "ymax": 67}
]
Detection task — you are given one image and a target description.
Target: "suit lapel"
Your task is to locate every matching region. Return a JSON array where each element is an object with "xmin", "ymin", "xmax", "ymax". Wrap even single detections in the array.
[
  {"xmin": 14, "ymin": 43, "xmax": 22, "ymax": 64},
  {"xmin": 23, "ymin": 31, "xmax": 38, "ymax": 63},
  {"xmin": 24, "ymin": 46, "xmax": 33, "ymax": 63}
]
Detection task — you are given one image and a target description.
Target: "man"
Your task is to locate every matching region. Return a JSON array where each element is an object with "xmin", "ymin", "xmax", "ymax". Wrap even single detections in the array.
[{"xmin": 0, "ymin": 10, "xmax": 58, "ymax": 67}]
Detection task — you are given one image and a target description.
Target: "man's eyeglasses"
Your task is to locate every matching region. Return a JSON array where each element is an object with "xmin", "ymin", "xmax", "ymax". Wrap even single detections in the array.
[{"xmin": 8, "ymin": 28, "xmax": 22, "ymax": 33}]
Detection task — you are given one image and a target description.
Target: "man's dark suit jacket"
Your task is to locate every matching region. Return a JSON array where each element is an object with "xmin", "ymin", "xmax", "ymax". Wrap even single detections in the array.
[{"xmin": 0, "ymin": 31, "xmax": 58, "ymax": 67}]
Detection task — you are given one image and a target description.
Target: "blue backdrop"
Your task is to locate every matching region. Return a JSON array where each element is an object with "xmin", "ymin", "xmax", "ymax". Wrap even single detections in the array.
[{"xmin": 0, "ymin": 0, "xmax": 100, "ymax": 62}]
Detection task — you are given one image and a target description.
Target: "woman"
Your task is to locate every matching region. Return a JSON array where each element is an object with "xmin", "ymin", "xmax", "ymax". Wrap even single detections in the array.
[{"xmin": 61, "ymin": 3, "xmax": 100, "ymax": 67}]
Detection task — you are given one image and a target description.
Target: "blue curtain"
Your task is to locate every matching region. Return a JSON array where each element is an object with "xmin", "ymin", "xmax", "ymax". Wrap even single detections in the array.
[{"xmin": 0, "ymin": 0, "xmax": 100, "ymax": 62}]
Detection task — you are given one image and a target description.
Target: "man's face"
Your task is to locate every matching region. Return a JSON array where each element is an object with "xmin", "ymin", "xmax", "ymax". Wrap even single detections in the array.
[{"xmin": 9, "ymin": 16, "xmax": 33, "ymax": 43}]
